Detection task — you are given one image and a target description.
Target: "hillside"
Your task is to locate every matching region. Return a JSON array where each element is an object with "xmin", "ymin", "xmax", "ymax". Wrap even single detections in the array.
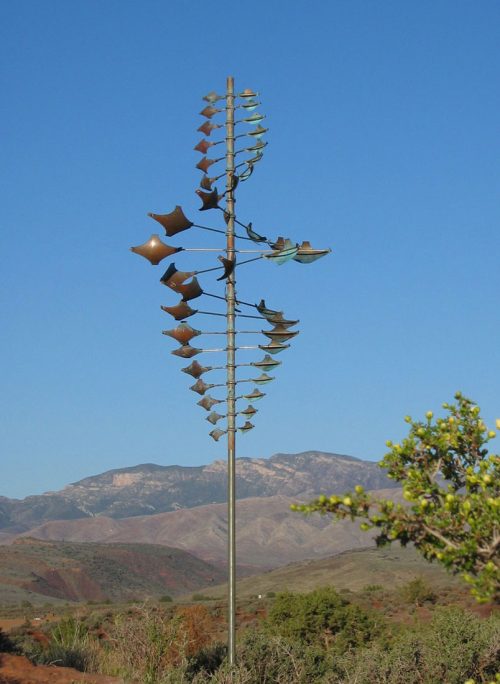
[
  {"xmin": 194, "ymin": 545, "xmax": 463, "ymax": 599},
  {"xmin": 0, "ymin": 538, "xmax": 225, "ymax": 606},
  {"xmin": 14, "ymin": 490, "xmax": 403, "ymax": 569},
  {"xmin": 0, "ymin": 452, "xmax": 396, "ymax": 533}
]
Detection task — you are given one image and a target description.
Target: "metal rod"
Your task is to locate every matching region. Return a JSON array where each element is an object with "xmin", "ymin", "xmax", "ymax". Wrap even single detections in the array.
[
  {"xmin": 200, "ymin": 330, "xmax": 261, "ymax": 335},
  {"xmin": 225, "ymin": 75, "xmax": 237, "ymax": 667}
]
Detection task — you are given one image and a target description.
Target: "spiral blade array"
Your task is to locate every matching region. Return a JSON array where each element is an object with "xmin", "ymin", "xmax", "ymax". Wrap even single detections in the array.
[{"xmin": 131, "ymin": 81, "xmax": 331, "ymax": 443}]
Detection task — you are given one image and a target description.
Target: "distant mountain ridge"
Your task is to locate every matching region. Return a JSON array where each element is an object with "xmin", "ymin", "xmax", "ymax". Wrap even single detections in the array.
[
  {"xmin": 0, "ymin": 451, "xmax": 396, "ymax": 534},
  {"xmin": 18, "ymin": 491, "xmax": 403, "ymax": 570}
]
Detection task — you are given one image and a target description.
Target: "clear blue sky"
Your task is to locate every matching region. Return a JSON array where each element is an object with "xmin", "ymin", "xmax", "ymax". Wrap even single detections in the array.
[{"xmin": 1, "ymin": 1, "xmax": 499, "ymax": 498}]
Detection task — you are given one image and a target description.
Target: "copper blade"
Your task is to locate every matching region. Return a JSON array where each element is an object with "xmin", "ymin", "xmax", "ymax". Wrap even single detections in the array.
[
  {"xmin": 161, "ymin": 301, "xmax": 198, "ymax": 320},
  {"xmin": 130, "ymin": 234, "xmax": 181, "ymax": 265},
  {"xmin": 148, "ymin": 206, "xmax": 193, "ymax": 237}
]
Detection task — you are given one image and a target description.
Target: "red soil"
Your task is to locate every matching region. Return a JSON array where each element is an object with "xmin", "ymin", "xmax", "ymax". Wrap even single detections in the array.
[{"xmin": 0, "ymin": 654, "xmax": 122, "ymax": 684}]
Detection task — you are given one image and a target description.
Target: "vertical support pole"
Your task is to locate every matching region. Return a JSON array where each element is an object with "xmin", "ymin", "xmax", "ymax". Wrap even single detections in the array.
[{"xmin": 225, "ymin": 75, "xmax": 237, "ymax": 666}]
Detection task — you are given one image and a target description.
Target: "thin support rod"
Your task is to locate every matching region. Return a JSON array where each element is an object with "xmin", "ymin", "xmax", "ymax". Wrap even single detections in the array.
[{"xmin": 225, "ymin": 75, "xmax": 237, "ymax": 667}]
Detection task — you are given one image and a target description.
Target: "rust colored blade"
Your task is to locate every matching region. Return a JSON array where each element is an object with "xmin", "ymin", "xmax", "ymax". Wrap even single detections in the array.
[
  {"xmin": 293, "ymin": 241, "xmax": 332, "ymax": 264},
  {"xmin": 173, "ymin": 277, "xmax": 203, "ymax": 302},
  {"xmin": 258, "ymin": 341, "xmax": 290, "ymax": 354},
  {"xmin": 216, "ymin": 256, "xmax": 236, "ymax": 281},
  {"xmin": 251, "ymin": 373, "xmax": 275, "ymax": 384},
  {"xmin": 194, "ymin": 139, "xmax": 215, "ymax": 154},
  {"xmin": 243, "ymin": 389, "xmax": 265, "ymax": 401},
  {"xmin": 171, "ymin": 344, "xmax": 202, "ymax": 359},
  {"xmin": 270, "ymin": 236, "xmax": 285, "ymax": 250},
  {"xmin": 160, "ymin": 301, "xmax": 197, "ymax": 320},
  {"xmin": 262, "ymin": 325, "xmax": 299, "ymax": 343},
  {"xmin": 256, "ymin": 299, "xmax": 282, "ymax": 318},
  {"xmin": 264, "ymin": 312, "xmax": 299, "ymax": 328},
  {"xmin": 130, "ymin": 234, "xmax": 181, "ymax": 265},
  {"xmin": 206, "ymin": 410, "xmax": 225, "ymax": 425},
  {"xmin": 196, "ymin": 157, "xmax": 217, "ymax": 173},
  {"xmin": 181, "ymin": 360, "xmax": 211, "ymax": 378},
  {"xmin": 200, "ymin": 175, "xmax": 215, "ymax": 190},
  {"xmin": 246, "ymin": 222, "xmax": 267, "ymax": 243},
  {"xmin": 203, "ymin": 91, "xmax": 223, "ymax": 103},
  {"xmin": 238, "ymin": 421, "xmax": 255, "ymax": 433},
  {"xmin": 195, "ymin": 187, "xmax": 219, "ymax": 211},
  {"xmin": 251, "ymin": 355, "xmax": 281, "ymax": 370},
  {"xmin": 162, "ymin": 323, "xmax": 201, "ymax": 345},
  {"xmin": 238, "ymin": 164, "xmax": 254, "ymax": 181},
  {"xmin": 148, "ymin": 206, "xmax": 193, "ymax": 237},
  {"xmin": 200, "ymin": 105, "xmax": 221, "ymax": 118},
  {"xmin": 198, "ymin": 395, "xmax": 223, "ymax": 411},
  {"xmin": 243, "ymin": 112, "xmax": 265, "ymax": 124},
  {"xmin": 160, "ymin": 263, "xmax": 196, "ymax": 288},
  {"xmin": 198, "ymin": 121, "xmax": 222, "ymax": 136},
  {"xmin": 246, "ymin": 151, "xmax": 264, "ymax": 165},
  {"xmin": 239, "ymin": 88, "xmax": 258, "ymax": 99},
  {"xmin": 264, "ymin": 239, "xmax": 299, "ymax": 265},
  {"xmin": 209, "ymin": 428, "xmax": 226, "ymax": 441},
  {"xmin": 190, "ymin": 379, "xmax": 215, "ymax": 395},
  {"xmin": 246, "ymin": 139, "xmax": 266, "ymax": 152},
  {"xmin": 247, "ymin": 124, "xmax": 268, "ymax": 138},
  {"xmin": 240, "ymin": 99, "xmax": 259, "ymax": 110},
  {"xmin": 240, "ymin": 405, "xmax": 258, "ymax": 417}
]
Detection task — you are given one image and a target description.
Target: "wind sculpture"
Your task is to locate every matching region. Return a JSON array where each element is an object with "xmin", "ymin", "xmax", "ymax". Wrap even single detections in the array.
[{"xmin": 131, "ymin": 77, "xmax": 330, "ymax": 665}]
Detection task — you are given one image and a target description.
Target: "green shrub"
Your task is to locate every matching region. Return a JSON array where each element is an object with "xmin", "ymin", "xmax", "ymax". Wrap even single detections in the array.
[
  {"xmin": 333, "ymin": 606, "xmax": 500, "ymax": 684},
  {"xmin": 27, "ymin": 617, "xmax": 97, "ymax": 672},
  {"xmin": 400, "ymin": 577, "xmax": 437, "ymax": 606},
  {"xmin": 266, "ymin": 586, "xmax": 382, "ymax": 651}
]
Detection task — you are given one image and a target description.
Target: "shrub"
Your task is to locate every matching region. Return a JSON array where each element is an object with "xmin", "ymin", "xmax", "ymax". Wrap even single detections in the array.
[
  {"xmin": 0, "ymin": 628, "xmax": 18, "ymax": 653},
  {"xmin": 28, "ymin": 617, "xmax": 97, "ymax": 672},
  {"xmin": 333, "ymin": 606, "xmax": 500, "ymax": 684},
  {"xmin": 266, "ymin": 586, "xmax": 382, "ymax": 651},
  {"xmin": 400, "ymin": 578, "xmax": 437, "ymax": 606}
]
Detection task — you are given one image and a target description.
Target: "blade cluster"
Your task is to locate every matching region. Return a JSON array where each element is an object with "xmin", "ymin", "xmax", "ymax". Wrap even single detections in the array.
[{"xmin": 130, "ymin": 83, "xmax": 331, "ymax": 443}]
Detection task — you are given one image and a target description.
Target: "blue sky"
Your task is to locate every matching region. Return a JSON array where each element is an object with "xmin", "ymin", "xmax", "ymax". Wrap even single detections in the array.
[{"xmin": 1, "ymin": 1, "xmax": 499, "ymax": 498}]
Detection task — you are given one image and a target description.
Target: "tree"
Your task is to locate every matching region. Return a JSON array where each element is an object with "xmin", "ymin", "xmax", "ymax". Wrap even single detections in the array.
[{"xmin": 292, "ymin": 394, "xmax": 500, "ymax": 603}]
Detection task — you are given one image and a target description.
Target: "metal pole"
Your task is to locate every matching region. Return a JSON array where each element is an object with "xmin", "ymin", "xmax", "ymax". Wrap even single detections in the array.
[{"xmin": 225, "ymin": 75, "xmax": 237, "ymax": 666}]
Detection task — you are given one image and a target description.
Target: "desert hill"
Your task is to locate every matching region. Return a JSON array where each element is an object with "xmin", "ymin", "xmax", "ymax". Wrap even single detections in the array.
[
  {"xmin": 194, "ymin": 544, "xmax": 463, "ymax": 599},
  {"xmin": 0, "ymin": 538, "xmax": 225, "ymax": 606},
  {"xmin": 0, "ymin": 451, "xmax": 396, "ymax": 534},
  {"xmin": 14, "ymin": 490, "xmax": 403, "ymax": 569}
]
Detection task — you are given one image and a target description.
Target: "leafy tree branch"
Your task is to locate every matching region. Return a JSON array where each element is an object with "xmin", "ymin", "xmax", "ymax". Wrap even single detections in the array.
[{"xmin": 292, "ymin": 393, "xmax": 500, "ymax": 603}]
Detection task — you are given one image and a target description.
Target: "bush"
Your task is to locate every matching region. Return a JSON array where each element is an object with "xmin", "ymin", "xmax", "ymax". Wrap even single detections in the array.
[
  {"xmin": 159, "ymin": 595, "xmax": 173, "ymax": 603},
  {"xmin": 0, "ymin": 628, "xmax": 18, "ymax": 653},
  {"xmin": 185, "ymin": 642, "xmax": 227, "ymax": 678},
  {"xmin": 266, "ymin": 587, "xmax": 382, "ymax": 651},
  {"xmin": 400, "ymin": 578, "xmax": 437, "ymax": 606},
  {"xmin": 27, "ymin": 617, "xmax": 97, "ymax": 672},
  {"xmin": 333, "ymin": 606, "xmax": 500, "ymax": 684}
]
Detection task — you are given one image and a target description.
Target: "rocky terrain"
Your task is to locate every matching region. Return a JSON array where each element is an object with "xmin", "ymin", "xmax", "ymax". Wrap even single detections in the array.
[
  {"xmin": 0, "ymin": 539, "xmax": 225, "ymax": 605},
  {"xmin": 0, "ymin": 452, "xmax": 395, "ymax": 534},
  {"xmin": 14, "ymin": 491, "xmax": 402, "ymax": 570}
]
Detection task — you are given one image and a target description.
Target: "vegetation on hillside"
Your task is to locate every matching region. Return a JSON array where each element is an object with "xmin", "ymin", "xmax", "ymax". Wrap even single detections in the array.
[
  {"xmin": 5, "ymin": 582, "xmax": 499, "ymax": 683},
  {"xmin": 293, "ymin": 394, "xmax": 500, "ymax": 602}
]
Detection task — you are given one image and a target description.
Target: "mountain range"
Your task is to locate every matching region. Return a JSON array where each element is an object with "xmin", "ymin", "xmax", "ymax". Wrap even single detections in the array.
[{"xmin": 0, "ymin": 451, "xmax": 396, "ymax": 535}]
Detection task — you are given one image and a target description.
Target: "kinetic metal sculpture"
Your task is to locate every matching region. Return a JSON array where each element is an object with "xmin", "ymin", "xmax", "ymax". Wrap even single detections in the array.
[{"xmin": 131, "ymin": 77, "xmax": 330, "ymax": 664}]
